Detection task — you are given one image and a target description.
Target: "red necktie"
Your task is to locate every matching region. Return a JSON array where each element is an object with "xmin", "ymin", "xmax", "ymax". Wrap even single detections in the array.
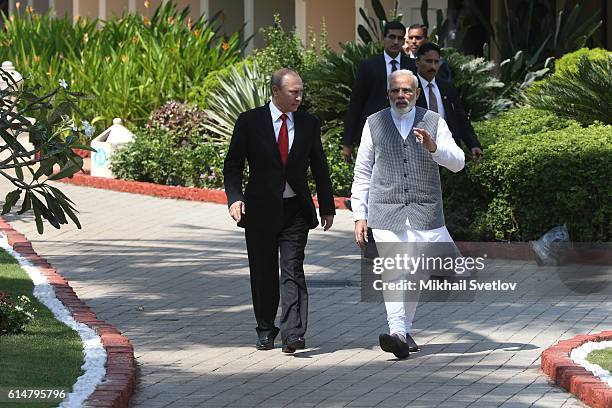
[{"xmin": 278, "ymin": 113, "xmax": 289, "ymax": 165}]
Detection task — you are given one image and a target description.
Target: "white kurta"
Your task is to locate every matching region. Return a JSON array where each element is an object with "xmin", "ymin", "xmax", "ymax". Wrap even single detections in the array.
[{"xmin": 351, "ymin": 106, "xmax": 465, "ymax": 334}]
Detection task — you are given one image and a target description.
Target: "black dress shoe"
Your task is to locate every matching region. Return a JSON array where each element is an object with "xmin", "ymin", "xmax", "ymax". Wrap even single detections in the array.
[
  {"xmin": 282, "ymin": 335, "xmax": 305, "ymax": 353},
  {"xmin": 379, "ymin": 333, "xmax": 410, "ymax": 359},
  {"xmin": 405, "ymin": 333, "xmax": 419, "ymax": 352},
  {"xmin": 256, "ymin": 328, "xmax": 279, "ymax": 350}
]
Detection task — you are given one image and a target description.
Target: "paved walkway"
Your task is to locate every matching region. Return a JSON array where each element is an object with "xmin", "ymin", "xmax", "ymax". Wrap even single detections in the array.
[{"xmin": 2, "ymin": 180, "xmax": 610, "ymax": 407}]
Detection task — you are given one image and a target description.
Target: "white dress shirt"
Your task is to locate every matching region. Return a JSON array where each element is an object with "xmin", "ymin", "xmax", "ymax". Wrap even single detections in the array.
[
  {"xmin": 350, "ymin": 106, "xmax": 464, "ymax": 238},
  {"xmin": 418, "ymin": 74, "xmax": 446, "ymax": 120},
  {"xmin": 384, "ymin": 51, "xmax": 401, "ymax": 78},
  {"xmin": 418, "ymin": 75, "xmax": 446, "ymax": 120},
  {"xmin": 269, "ymin": 101, "xmax": 296, "ymax": 198}
]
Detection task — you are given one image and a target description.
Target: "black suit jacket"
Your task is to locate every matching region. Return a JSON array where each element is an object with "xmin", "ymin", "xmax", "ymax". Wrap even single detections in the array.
[
  {"xmin": 343, "ymin": 54, "xmax": 417, "ymax": 146},
  {"xmin": 223, "ymin": 103, "xmax": 336, "ymax": 231},
  {"xmin": 416, "ymin": 77, "xmax": 482, "ymax": 150}
]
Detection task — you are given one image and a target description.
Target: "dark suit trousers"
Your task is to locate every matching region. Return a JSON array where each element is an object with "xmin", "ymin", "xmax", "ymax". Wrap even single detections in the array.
[{"xmin": 245, "ymin": 197, "xmax": 310, "ymax": 341}]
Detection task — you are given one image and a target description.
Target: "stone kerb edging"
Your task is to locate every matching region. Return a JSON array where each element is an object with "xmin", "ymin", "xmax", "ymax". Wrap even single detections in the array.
[
  {"xmin": 542, "ymin": 331, "xmax": 612, "ymax": 408},
  {"xmin": 0, "ymin": 218, "xmax": 136, "ymax": 408}
]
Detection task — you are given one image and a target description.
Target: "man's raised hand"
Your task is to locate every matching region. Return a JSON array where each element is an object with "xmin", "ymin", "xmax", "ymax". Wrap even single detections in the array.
[{"xmin": 414, "ymin": 127, "xmax": 437, "ymax": 153}]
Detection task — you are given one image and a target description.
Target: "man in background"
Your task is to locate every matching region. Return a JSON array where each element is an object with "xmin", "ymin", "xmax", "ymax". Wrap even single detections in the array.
[
  {"xmin": 415, "ymin": 42, "xmax": 483, "ymax": 159},
  {"xmin": 404, "ymin": 24, "xmax": 452, "ymax": 81},
  {"xmin": 343, "ymin": 21, "xmax": 417, "ymax": 164}
]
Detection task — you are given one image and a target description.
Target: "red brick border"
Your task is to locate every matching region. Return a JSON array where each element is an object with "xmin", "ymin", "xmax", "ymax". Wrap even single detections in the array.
[
  {"xmin": 542, "ymin": 331, "xmax": 612, "ymax": 408},
  {"xmin": 0, "ymin": 218, "xmax": 136, "ymax": 408},
  {"xmin": 59, "ymin": 173, "xmax": 350, "ymax": 209}
]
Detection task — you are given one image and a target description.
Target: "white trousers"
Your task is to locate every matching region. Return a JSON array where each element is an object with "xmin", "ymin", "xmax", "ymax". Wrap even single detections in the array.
[{"xmin": 372, "ymin": 226, "xmax": 454, "ymax": 335}]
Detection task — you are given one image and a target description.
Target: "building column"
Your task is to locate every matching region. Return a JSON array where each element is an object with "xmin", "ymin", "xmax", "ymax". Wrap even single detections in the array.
[
  {"xmin": 295, "ymin": 0, "xmax": 306, "ymax": 45},
  {"xmin": 48, "ymin": 0, "xmax": 55, "ymax": 16},
  {"xmin": 129, "ymin": 0, "xmax": 136, "ymax": 12},
  {"xmin": 99, "ymin": 0, "xmax": 106, "ymax": 20},
  {"xmin": 200, "ymin": 0, "xmax": 209, "ymax": 17},
  {"xmin": 244, "ymin": 0, "xmax": 254, "ymax": 54},
  {"xmin": 73, "ymin": 0, "xmax": 79, "ymax": 19}
]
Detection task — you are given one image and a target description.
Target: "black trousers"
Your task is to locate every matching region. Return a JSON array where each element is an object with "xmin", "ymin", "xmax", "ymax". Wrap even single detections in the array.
[{"xmin": 245, "ymin": 197, "xmax": 310, "ymax": 341}]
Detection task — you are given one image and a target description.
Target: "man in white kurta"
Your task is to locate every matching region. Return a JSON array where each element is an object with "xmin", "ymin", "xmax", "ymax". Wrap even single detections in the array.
[{"xmin": 352, "ymin": 69, "xmax": 465, "ymax": 358}]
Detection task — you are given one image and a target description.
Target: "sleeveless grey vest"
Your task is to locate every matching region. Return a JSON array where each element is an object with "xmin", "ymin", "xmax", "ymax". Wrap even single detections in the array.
[{"xmin": 367, "ymin": 106, "xmax": 445, "ymax": 231}]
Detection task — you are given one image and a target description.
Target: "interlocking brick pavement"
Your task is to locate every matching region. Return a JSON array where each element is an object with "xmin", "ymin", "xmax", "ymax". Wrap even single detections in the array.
[{"xmin": 2, "ymin": 180, "xmax": 609, "ymax": 407}]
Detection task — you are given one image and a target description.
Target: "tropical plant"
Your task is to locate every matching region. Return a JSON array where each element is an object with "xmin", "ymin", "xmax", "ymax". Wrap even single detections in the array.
[
  {"xmin": 0, "ymin": 2, "xmax": 247, "ymax": 128},
  {"xmin": 188, "ymin": 58, "xmax": 253, "ymax": 110},
  {"xmin": 304, "ymin": 41, "xmax": 382, "ymax": 122},
  {"xmin": 203, "ymin": 62, "xmax": 270, "ymax": 143},
  {"xmin": 442, "ymin": 48, "xmax": 510, "ymax": 120},
  {"xmin": 490, "ymin": 0, "xmax": 601, "ymax": 87},
  {"xmin": 0, "ymin": 70, "xmax": 93, "ymax": 233},
  {"xmin": 527, "ymin": 55, "xmax": 612, "ymax": 125},
  {"xmin": 357, "ymin": 0, "xmax": 402, "ymax": 44}
]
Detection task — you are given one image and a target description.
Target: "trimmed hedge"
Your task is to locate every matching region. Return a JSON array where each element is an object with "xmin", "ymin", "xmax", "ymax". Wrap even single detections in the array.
[
  {"xmin": 444, "ymin": 116, "xmax": 612, "ymax": 242},
  {"xmin": 111, "ymin": 127, "xmax": 225, "ymax": 189},
  {"xmin": 472, "ymin": 106, "xmax": 577, "ymax": 145}
]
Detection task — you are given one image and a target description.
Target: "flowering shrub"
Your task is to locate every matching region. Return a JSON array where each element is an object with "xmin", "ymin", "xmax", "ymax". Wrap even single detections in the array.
[
  {"xmin": 110, "ymin": 127, "xmax": 226, "ymax": 189},
  {"xmin": 0, "ymin": 292, "xmax": 37, "ymax": 335},
  {"xmin": 1, "ymin": 71, "xmax": 93, "ymax": 233}
]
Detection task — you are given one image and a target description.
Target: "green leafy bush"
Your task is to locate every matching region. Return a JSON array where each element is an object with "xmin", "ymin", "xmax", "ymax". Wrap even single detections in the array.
[
  {"xmin": 442, "ymin": 48, "xmax": 510, "ymax": 120},
  {"xmin": 553, "ymin": 47, "xmax": 610, "ymax": 73},
  {"xmin": 451, "ymin": 122, "xmax": 612, "ymax": 242},
  {"xmin": 254, "ymin": 15, "xmax": 320, "ymax": 77},
  {"xmin": 527, "ymin": 55, "xmax": 612, "ymax": 125},
  {"xmin": 0, "ymin": 2, "xmax": 246, "ymax": 128},
  {"xmin": 111, "ymin": 127, "xmax": 225, "ymax": 188},
  {"xmin": 471, "ymin": 106, "xmax": 576, "ymax": 145},
  {"xmin": 0, "ymin": 292, "xmax": 37, "ymax": 336}
]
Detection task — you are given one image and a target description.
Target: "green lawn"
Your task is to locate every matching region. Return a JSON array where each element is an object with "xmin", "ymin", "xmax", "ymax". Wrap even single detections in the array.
[
  {"xmin": 0, "ymin": 248, "xmax": 84, "ymax": 408},
  {"xmin": 587, "ymin": 348, "xmax": 612, "ymax": 372}
]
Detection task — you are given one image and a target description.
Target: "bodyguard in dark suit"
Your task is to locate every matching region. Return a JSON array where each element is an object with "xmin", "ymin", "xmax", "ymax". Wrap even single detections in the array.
[
  {"xmin": 403, "ymin": 24, "xmax": 452, "ymax": 81},
  {"xmin": 223, "ymin": 68, "xmax": 336, "ymax": 353},
  {"xmin": 343, "ymin": 21, "xmax": 417, "ymax": 163},
  {"xmin": 415, "ymin": 42, "xmax": 484, "ymax": 159}
]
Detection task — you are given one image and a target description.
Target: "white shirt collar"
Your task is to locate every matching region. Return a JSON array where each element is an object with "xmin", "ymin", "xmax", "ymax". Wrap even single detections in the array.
[
  {"xmin": 384, "ymin": 51, "xmax": 401, "ymax": 66},
  {"xmin": 269, "ymin": 100, "xmax": 293, "ymax": 123},
  {"xmin": 418, "ymin": 73, "xmax": 437, "ymax": 89}
]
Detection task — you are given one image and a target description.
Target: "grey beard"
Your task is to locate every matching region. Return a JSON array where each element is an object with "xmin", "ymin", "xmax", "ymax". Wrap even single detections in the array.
[{"xmin": 391, "ymin": 99, "xmax": 416, "ymax": 115}]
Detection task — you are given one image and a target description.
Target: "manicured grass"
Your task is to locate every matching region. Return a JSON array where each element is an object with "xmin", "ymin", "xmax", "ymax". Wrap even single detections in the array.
[
  {"xmin": 587, "ymin": 348, "xmax": 612, "ymax": 372},
  {"xmin": 0, "ymin": 249, "xmax": 84, "ymax": 408}
]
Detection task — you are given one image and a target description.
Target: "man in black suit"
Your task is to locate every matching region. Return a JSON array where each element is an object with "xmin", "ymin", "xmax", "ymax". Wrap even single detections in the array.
[
  {"xmin": 223, "ymin": 68, "xmax": 336, "ymax": 353},
  {"xmin": 342, "ymin": 21, "xmax": 417, "ymax": 163},
  {"xmin": 404, "ymin": 24, "xmax": 452, "ymax": 81},
  {"xmin": 415, "ymin": 42, "xmax": 483, "ymax": 159}
]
